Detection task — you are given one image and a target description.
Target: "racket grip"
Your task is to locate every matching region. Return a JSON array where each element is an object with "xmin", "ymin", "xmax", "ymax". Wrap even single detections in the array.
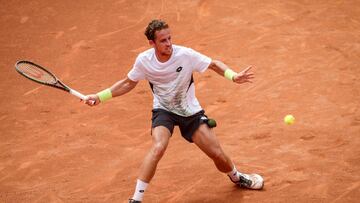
[{"xmin": 69, "ymin": 89, "xmax": 95, "ymax": 104}]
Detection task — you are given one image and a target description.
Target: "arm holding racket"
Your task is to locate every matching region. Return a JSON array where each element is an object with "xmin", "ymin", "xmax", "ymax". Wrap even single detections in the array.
[{"xmin": 84, "ymin": 77, "xmax": 138, "ymax": 106}]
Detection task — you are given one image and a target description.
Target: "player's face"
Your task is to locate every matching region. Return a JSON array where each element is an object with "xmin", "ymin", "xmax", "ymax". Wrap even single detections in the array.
[{"xmin": 151, "ymin": 28, "xmax": 172, "ymax": 57}]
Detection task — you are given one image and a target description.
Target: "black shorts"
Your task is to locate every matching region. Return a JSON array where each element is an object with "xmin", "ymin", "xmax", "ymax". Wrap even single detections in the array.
[{"xmin": 151, "ymin": 109, "xmax": 208, "ymax": 143}]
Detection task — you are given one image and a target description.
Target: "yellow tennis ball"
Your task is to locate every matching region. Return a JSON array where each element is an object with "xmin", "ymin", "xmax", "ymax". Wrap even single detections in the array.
[{"xmin": 284, "ymin": 115, "xmax": 295, "ymax": 125}]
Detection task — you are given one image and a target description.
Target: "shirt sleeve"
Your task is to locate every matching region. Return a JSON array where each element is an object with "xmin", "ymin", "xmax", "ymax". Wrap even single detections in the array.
[
  {"xmin": 188, "ymin": 48, "xmax": 212, "ymax": 73},
  {"xmin": 127, "ymin": 55, "xmax": 146, "ymax": 82}
]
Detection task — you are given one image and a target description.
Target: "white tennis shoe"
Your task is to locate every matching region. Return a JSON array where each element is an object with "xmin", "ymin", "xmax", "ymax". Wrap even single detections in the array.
[{"xmin": 229, "ymin": 173, "xmax": 264, "ymax": 190}]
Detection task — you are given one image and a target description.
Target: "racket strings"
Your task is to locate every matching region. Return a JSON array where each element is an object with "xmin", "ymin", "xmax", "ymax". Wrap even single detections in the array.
[{"xmin": 17, "ymin": 63, "xmax": 57, "ymax": 84}]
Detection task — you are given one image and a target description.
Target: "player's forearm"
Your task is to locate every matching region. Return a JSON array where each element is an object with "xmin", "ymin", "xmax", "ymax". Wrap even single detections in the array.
[
  {"xmin": 209, "ymin": 60, "xmax": 250, "ymax": 82},
  {"xmin": 208, "ymin": 60, "xmax": 231, "ymax": 77},
  {"xmin": 110, "ymin": 77, "xmax": 137, "ymax": 97},
  {"xmin": 94, "ymin": 77, "xmax": 137, "ymax": 103}
]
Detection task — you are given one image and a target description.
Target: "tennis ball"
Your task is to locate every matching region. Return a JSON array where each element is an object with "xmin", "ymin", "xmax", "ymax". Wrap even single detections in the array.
[
  {"xmin": 284, "ymin": 115, "xmax": 295, "ymax": 125},
  {"xmin": 207, "ymin": 119, "xmax": 217, "ymax": 128}
]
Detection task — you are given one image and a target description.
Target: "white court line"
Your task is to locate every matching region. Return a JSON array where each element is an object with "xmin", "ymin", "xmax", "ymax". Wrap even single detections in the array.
[
  {"xmin": 331, "ymin": 181, "xmax": 360, "ymax": 203},
  {"xmin": 24, "ymin": 86, "xmax": 42, "ymax": 96}
]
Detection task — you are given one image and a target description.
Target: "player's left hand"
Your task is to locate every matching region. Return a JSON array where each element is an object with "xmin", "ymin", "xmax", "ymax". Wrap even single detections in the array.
[{"xmin": 233, "ymin": 66, "xmax": 254, "ymax": 84}]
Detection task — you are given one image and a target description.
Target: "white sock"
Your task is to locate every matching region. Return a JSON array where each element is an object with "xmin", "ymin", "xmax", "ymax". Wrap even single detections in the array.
[
  {"xmin": 132, "ymin": 179, "xmax": 148, "ymax": 201},
  {"xmin": 227, "ymin": 165, "xmax": 240, "ymax": 182}
]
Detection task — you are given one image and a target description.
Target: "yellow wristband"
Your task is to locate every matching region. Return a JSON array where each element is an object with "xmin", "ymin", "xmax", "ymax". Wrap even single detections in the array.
[
  {"xmin": 97, "ymin": 88, "xmax": 112, "ymax": 102},
  {"xmin": 224, "ymin": 69, "xmax": 236, "ymax": 81}
]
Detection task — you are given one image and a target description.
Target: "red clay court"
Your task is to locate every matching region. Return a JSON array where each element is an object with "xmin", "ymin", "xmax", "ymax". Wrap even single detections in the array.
[{"xmin": 1, "ymin": 0, "xmax": 359, "ymax": 202}]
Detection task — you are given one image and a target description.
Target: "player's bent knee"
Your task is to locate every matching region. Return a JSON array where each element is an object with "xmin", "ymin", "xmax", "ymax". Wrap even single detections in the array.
[{"xmin": 151, "ymin": 143, "xmax": 167, "ymax": 160}]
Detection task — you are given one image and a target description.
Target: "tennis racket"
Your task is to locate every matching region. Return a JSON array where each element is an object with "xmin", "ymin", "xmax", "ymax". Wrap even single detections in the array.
[{"xmin": 15, "ymin": 60, "xmax": 92, "ymax": 103}]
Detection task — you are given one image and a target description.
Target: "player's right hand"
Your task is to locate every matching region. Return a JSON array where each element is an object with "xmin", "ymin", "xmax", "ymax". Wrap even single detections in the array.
[{"xmin": 83, "ymin": 94, "xmax": 100, "ymax": 106}]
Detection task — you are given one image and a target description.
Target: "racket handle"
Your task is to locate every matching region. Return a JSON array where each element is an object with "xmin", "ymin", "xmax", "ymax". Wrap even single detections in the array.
[{"xmin": 69, "ymin": 89, "xmax": 95, "ymax": 105}]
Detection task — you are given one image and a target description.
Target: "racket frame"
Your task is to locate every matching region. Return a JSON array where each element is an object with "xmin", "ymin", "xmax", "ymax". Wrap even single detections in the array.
[{"xmin": 15, "ymin": 60, "xmax": 88, "ymax": 101}]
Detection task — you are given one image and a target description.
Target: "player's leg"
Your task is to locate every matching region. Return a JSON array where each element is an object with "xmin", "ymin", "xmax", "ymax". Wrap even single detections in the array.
[
  {"xmin": 192, "ymin": 124, "xmax": 264, "ymax": 189},
  {"xmin": 130, "ymin": 126, "xmax": 171, "ymax": 202},
  {"xmin": 192, "ymin": 124, "xmax": 233, "ymax": 172},
  {"xmin": 139, "ymin": 126, "xmax": 171, "ymax": 182}
]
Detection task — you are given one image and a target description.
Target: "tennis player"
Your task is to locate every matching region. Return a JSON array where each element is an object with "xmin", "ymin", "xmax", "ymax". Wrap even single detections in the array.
[{"xmin": 85, "ymin": 19, "xmax": 263, "ymax": 203}]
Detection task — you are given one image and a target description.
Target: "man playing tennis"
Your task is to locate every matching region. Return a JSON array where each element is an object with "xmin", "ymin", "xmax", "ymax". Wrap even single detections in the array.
[{"xmin": 85, "ymin": 19, "xmax": 263, "ymax": 203}]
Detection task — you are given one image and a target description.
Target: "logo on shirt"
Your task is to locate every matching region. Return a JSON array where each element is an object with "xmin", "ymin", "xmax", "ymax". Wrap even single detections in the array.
[{"xmin": 176, "ymin": 66, "xmax": 183, "ymax": 72}]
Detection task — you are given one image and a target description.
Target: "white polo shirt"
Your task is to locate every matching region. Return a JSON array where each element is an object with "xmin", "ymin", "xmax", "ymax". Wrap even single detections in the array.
[{"xmin": 128, "ymin": 45, "xmax": 211, "ymax": 117}]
